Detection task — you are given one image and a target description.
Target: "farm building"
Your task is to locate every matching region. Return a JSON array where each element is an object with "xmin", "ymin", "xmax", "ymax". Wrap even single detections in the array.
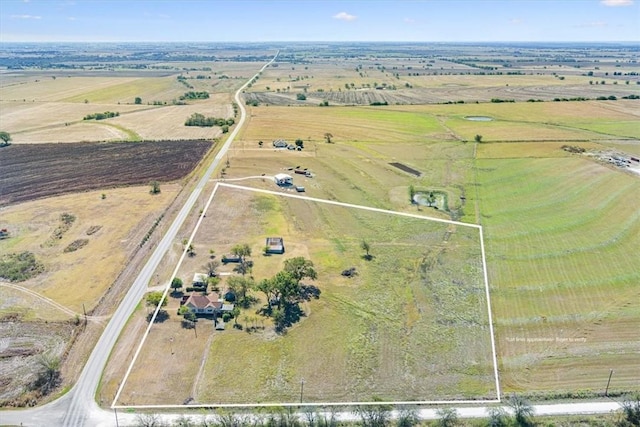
[
  {"xmin": 265, "ymin": 237, "xmax": 285, "ymax": 254},
  {"xmin": 273, "ymin": 139, "xmax": 288, "ymax": 148},
  {"xmin": 274, "ymin": 173, "xmax": 293, "ymax": 186}
]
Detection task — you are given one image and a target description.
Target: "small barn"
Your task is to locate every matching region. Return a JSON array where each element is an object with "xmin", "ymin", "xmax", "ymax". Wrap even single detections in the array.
[
  {"xmin": 274, "ymin": 173, "xmax": 293, "ymax": 186},
  {"xmin": 265, "ymin": 237, "xmax": 285, "ymax": 254}
]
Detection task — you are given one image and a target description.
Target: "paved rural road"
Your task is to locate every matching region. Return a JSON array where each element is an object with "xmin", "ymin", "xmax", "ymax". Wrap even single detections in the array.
[{"xmin": 0, "ymin": 52, "xmax": 278, "ymax": 427}]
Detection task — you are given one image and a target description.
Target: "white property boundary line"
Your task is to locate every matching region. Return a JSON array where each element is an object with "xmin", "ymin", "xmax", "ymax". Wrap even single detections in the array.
[{"xmin": 113, "ymin": 182, "xmax": 501, "ymax": 409}]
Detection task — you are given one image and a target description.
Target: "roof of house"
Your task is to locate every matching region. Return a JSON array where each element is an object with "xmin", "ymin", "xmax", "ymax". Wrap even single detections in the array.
[
  {"xmin": 274, "ymin": 173, "xmax": 292, "ymax": 181},
  {"xmin": 185, "ymin": 293, "xmax": 222, "ymax": 310}
]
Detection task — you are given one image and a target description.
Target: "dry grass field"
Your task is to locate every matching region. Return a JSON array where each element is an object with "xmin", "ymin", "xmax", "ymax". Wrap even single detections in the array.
[
  {"xmin": 1, "ymin": 71, "xmax": 238, "ymax": 143},
  {"xmin": 0, "ymin": 185, "xmax": 182, "ymax": 406},
  {"xmin": 115, "ymin": 185, "xmax": 496, "ymax": 404},
  {"xmin": 0, "ymin": 185, "xmax": 181, "ymax": 311}
]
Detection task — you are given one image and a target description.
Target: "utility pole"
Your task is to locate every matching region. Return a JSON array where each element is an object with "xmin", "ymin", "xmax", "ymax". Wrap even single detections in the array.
[
  {"xmin": 300, "ymin": 378, "xmax": 305, "ymax": 404},
  {"xmin": 82, "ymin": 303, "xmax": 87, "ymax": 326},
  {"xmin": 114, "ymin": 407, "xmax": 119, "ymax": 427},
  {"xmin": 169, "ymin": 337, "xmax": 174, "ymax": 355},
  {"xmin": 605, "ymin": 369, "xmax": 614, "ymax": 396}
]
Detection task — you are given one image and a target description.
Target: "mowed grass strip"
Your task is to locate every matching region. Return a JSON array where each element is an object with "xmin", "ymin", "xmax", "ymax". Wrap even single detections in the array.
[{"xmin": 477, "ymin": 156, "xmax": 640, "ymax": 393}]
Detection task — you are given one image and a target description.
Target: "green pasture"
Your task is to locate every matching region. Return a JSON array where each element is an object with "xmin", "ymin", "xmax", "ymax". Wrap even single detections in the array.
[
  {"xmin": 477, "ymin": 156, "xmax": 640, "ymax": 392},
  {"xmin": 62, "ymin": 76, "xmax": 181, "ymax": 103},
  {"xmin": 196, "ymin": 190, "xmax": 495, "ymax": 403}
]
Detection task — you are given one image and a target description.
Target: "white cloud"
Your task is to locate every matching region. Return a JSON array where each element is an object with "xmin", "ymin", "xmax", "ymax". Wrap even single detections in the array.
[
  {"xmin": 509, "ymin": 18, "xmax": 523, "ymax": 24},
  {"xmin": 11, "ymin": 14, "xmax": 42, "ymax": 19},
  {"xmin": 404, "ymin": 17, "xmax": 415, "ymax": 24},
  {"xmin": 333, "ymin": 12, "xmax": 357, "ymax": 21},
  {"xmin": 67, "ymin": 16, "xmax": 76, "ymax": 21},
  {"xmin": 601, "ymin": 0, "xmax": 634, "ymax": 6}
]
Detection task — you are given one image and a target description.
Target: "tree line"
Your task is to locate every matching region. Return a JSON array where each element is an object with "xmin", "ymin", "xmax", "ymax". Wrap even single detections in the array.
[
  {"xmin": 184, "ymin": 113, "xmax": 234, "ymax": 129},
  {"xmin": 83, "ymin": 111, "xmax": 119, "ymax": 120}
]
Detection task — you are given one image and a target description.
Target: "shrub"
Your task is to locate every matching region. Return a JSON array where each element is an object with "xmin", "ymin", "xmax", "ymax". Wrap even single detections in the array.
[{"xmin": 0, "ymin": 251, "xmax": 45, "ymax": 282}]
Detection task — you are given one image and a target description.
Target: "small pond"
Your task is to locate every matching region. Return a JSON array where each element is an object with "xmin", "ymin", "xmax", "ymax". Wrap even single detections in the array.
[
  {"xmin": 464, "ymin": 116, "xmax": 493, "ymax": 122},
  {"xmin": 413, "ymin": 191, "xmax": 448, "ymax": 210}
]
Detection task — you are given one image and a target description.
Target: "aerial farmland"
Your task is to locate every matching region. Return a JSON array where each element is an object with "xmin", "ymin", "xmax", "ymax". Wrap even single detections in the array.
[{"xmin": 1, "ymin": 41, "xmax": 639, "ymax": 423}]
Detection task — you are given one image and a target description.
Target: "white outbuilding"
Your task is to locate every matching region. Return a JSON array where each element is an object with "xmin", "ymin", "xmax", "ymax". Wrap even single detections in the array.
[{"xmin": 274, "ymin": 173, "xmax": 293, "ymax": 186}]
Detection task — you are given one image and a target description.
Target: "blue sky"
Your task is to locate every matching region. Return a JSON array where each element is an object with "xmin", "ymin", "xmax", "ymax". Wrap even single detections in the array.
[{"xmin": 1, "ymin": 0, "xmax": 638, "ymax": 42}]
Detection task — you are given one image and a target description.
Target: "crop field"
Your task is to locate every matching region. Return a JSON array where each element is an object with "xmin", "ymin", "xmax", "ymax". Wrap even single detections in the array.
[
  {"xmin": 115, "ymin": 185, "xmax": 497, "ymax": 405},
  {"xmin": 0, "ymin": 140, "xmax": 212, "ymax": 206}
]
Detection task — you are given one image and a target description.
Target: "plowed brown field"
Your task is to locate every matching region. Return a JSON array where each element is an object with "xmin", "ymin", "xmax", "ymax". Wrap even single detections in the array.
[{"xmin": 0, "ymin": 140, "xmax": 213, "ymax": 206}]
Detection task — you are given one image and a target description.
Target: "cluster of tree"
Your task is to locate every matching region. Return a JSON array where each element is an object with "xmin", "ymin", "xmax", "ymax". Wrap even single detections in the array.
[
  {"xmin": 83, "ymin": 111, "xmax": 119, "ymax": 120},
  {"xmin": 180, "ymin": 91, "xmax": 210, "ymax": 100},
  {"xmin": 184, "ymin": 113, "xmax": 234, "ymax": 128},
  {"xmin": 256, "ymin": 257, "xmax": 319, "ymax": 332}
]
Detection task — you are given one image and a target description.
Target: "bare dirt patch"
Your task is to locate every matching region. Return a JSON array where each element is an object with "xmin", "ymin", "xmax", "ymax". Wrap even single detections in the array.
[{"xmin": 0, "ymin": 140, "xmax": 212, "ymax": 206}]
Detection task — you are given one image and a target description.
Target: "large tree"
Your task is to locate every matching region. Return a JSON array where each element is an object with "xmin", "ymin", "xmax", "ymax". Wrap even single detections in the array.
[
  {"xmin": 227, "ymin": 276, "xmax": 255, "ymax": 307},
  {"xmin": 283, "ymin": 257, "xmax": 317, "ymax": 282},
  {"xmin": 146, "ymin": 291, "xmax": 167, "ymax": 308},
  {"xmin": 204, "ymin": 260, "xmax": 220, "ymax": 277},
  {"xmin": 232, "ymin": 243, "xmax": 252, "ymax": 275},
  {"xmin": 170, "ymin": 277, "xmax": 183, "ymax": 293},
  {"xmin": 231, "ymin": 243, "xmax": 252, "ymax": 261},
  {"xmin": 257, "ymin": 278, "xmax": 276, "ymax": 308}
]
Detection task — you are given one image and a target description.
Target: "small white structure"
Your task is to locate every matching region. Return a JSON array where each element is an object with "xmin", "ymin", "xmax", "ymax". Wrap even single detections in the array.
[{"xmin": 274, "ymin": 173, "xmax": 293, "ymax": 186}]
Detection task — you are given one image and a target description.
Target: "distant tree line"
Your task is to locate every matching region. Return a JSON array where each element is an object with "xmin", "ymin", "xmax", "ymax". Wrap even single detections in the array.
[
  {"xmin": 83, "ymin": 111, "xmax": 119, "ymax": 120},
  {"xmin": 185, "ymin": 113, "xmax": 234, "ymax": 129}
]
